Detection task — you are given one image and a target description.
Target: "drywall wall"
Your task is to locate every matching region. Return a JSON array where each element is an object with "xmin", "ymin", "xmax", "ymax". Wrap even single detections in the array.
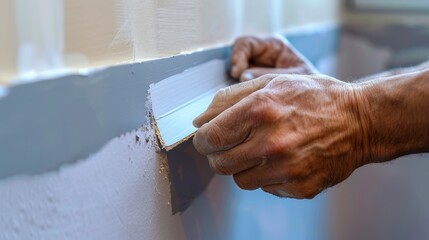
[
  {"xmin": 0, "ymin": 46, "xmax": 229, "ymax": 180},
  {"xmin": 0, "ymin": 0, "xmax": 341, "ymax": 84},
  {"xmin": 0, "ymin": 123, "xmax": 329, "ymax": 239},
  {"xmin": 0, "ymin": 126, "xmax": 188, "ymax": 239},
  {"xmin": 0, "ymin": 25, "xmax": 339, "ymax": 239}
]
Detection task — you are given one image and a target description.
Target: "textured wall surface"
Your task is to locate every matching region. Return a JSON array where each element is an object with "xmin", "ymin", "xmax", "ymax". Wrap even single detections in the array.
[
  {"xmin": 0, "ymin": 120, "xmax": 328, "ymax": 240},
  {"xmin": 0, "ymin": 127, "xmax": 187, "ymax": 239}
]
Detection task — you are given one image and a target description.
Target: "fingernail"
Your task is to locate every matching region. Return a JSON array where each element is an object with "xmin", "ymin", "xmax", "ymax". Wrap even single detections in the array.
[{"xmin": 241, "ymin": 72, "xmax": 255, "ymax": 82}]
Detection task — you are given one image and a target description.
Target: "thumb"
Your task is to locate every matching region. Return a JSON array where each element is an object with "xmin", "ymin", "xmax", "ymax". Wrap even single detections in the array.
[{"xmin": 193, "ymin": 74, "xmax": 277, "ymax": 128}]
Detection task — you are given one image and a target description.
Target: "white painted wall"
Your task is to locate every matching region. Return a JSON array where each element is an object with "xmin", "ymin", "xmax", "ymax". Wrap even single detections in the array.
[{"xmin": 0, "ymin": 0, "xmax": 341, "ymax": 84}]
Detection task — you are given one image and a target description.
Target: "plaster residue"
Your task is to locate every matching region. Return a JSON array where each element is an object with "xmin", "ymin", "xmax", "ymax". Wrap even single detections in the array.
[{"xmin": 0, "ymin": 122, "xmax": 185, "ymax": 239}]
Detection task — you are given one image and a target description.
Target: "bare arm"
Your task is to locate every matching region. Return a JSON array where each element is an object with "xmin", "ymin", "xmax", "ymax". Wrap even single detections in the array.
[
  {"xmin": 191, "ymin": 35, "xmax": 429, "ymax": 199},
  {"xmin": 192, "ymin": 69, "xmax": 429, "ymax": 199},
  {"xmin": 359, "ymin": 69, "xmax": 429, "ymax": 163}
]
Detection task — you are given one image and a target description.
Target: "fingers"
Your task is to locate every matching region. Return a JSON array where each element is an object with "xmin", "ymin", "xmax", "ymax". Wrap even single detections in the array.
[
  {"xmin": 231, "ymin": 35, "xmax": 318, "ymax": 80},
  {"xmin": 261, "ymin": 174, "xmax": 326, "ymax": 199},
  {"xmin": 262, "ymin": 183, "xmax": 321, "ymax": 200},
  {"xmin": 193, "ymin": 96, "xmax": 254, "ymax": 155},
  {"xmin": 206, "ymin": 140, "xmax": 266, "ymax": 175},
  {"xmin": 193, "ymin": 74, "xmax": 276, "ymax": 128},
  {"xmin": 230, "ymin": 36, "xmax": 261, "ymax": 79},
  {"xmin": 231, "ymin": 151, "xmax": 313, "ymax": 190},
  {"xmin": 232, "ymin": 159, "xmax": 287, "ymax": 190},
  {"xmin": 276, "ymin": 45, "xmax": 318, "ymax": 74},
  {"xmin": 231, "ymin": 51, "xmax": 249, "ymax": 79},
  {"xmin": 262, "ymin": 184, "xmax": 302, "ymax": 198},
  {"xmin": 231, "ymin": 36, "xmax": 282, "ymax": 78}
]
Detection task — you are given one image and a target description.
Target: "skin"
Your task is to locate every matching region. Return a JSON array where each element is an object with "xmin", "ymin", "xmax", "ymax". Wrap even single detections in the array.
[
  {"xmin": 230, "ymin": 35, "xmax": 317, "ymax": 81},
  {"xmin": 192, "ymin": 36, "xmax": 429, "ymax": 199}
]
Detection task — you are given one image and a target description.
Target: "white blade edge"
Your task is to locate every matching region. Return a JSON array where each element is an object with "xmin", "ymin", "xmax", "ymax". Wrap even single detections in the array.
[{"xmin": 149, "ymin": 59, "xmax": 231, "ymax": 150}]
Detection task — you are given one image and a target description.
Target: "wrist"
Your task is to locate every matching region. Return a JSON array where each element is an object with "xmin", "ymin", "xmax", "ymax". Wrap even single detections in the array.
[
  {"xmin": 356, "ymin": 70, "xmax": 429, "ymax": 164},
  {"xmin": 346, "ymin": 82, "xmax": 374, "ymax": 167}
]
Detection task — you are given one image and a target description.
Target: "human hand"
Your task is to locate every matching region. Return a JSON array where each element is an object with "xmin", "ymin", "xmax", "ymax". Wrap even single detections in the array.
[
  {"xmin": 231, "ymin": 36, "xmax": 317, "ymax": 82},
  {"xmin": 193, "ymin": 74, "xmax": 372, "ymax": 199}
]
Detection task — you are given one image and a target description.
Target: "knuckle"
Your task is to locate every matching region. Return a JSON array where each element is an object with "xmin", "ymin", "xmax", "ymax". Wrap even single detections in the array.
[
  {"xmin": 319, "ymin": 172, "xmax": 334, "ymax": 187},
  {"xmin": 266, "ymin": 76, "xmax": 285, "ymax": 88},
  {"xmin": 286, "ymin": 159, "xmax": 313, "ymax": 179},
  {"xmin": 205, "ymin": 122, "xmax": 225, "ymax": 149},
  {"xmin": 296, "ymin": 183, "xmax": 321, "ymax": 199},
  {"xmin": 213, "ymin": 87, "xmax": 229, "ymax": 102},
  {"xmin": 236, "ymin": 36, "xmax": 256, "ymax": 44},
  {"xmin": 302, "ymin": 189, "xmax": 319, "ymax": 199},
  {"xmin": 208, "ymin": 154, "xmax": 230, "ymax": 175},
  {"xmin": 256, "ymin": 74, "xmax": 279, "ymax": 83},
  {"xmin": 281, "ymin": 165, "xmax": 302, "ymax": 180},
  {"xmin": 265, "ymin": 136, "xmax": 291, "ymax": 157},
  {"xmin": 233, "ymin": 36, "xmax": 252, "ymax": 52},
  {"xmin": 248, "ymin": 91, "xmax": 279, "ymax": 122},
  {"xmin": 250, "ymin": 90, "xmax": 269, "ymax": 103},
  {"xmin": 234, "ymin": 36, "xmax": 248, "ymax": 44}
]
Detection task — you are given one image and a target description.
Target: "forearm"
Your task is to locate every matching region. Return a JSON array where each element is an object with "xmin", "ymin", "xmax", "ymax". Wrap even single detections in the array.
[{"xmin": 356, "ymin": 69, "xmax": 429, "ymax": 164}]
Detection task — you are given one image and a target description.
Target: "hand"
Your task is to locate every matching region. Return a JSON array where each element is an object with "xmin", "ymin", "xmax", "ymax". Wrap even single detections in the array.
[
  {"xmin": 193, "ymin": 74, "xmax": 372, "ymax": 199},
  {"xmin": 231, "ymin": 36, "xmax": 317, "ymax": 82}
]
